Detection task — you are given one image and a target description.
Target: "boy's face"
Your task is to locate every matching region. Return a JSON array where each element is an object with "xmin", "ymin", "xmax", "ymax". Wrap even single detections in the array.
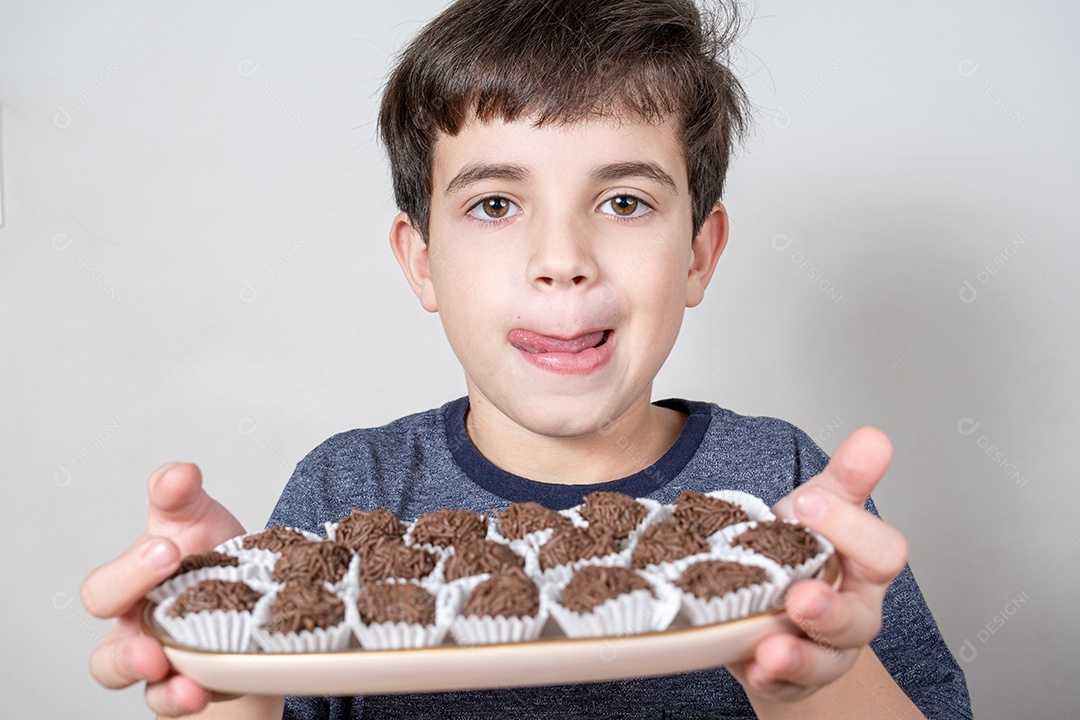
[{"xmin": 392, "ymin": 115, "xmax": 726, "ymax": 443}]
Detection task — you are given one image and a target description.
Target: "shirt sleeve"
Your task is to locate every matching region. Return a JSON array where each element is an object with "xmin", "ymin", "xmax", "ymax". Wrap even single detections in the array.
[{"xmin": 791, "ymin": 429, "xmax": 973, "ymax": 718}]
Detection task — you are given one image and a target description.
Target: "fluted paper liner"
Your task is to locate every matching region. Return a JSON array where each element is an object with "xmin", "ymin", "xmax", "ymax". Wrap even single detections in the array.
[
  {"xmin": 565, "ymin": 497, "xmax": 664, "ymax": 550},
  {"xmin": 545, "ymin": 571, "xmax": 679, "ymax": 638},
  {"xmin": 215, "ymin": 527, "xmax": 324, "ymax": 567},
  {"xmin": 657, "ymin": 552, "xmax": 790, "ymax": 626},
  {"xmin": 717, "ymin": 519, "xmax": 833, "ymax": 581},
  {"xmin": 153, "ymin": 583, "xmax": 274, "ymax": 652},
  {"xmin": 147, "ymin": 562, "xmax": 271, "ymax": 605},
  {"xmin": 445, "ymin": 574, "xmax": 549, "ymax": 646},
  {"xmin": 351, "ymin": 581, "xmax": 453, "ymax": 650},
  {"xmin": 252, "ymin": 585, "xmax": 356, "ymax": 653}
]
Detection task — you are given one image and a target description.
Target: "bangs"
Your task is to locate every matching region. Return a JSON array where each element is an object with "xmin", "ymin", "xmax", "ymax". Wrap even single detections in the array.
[{"xmin": 407, "ymin": 0, "xmax": 722, "ymax": 132}]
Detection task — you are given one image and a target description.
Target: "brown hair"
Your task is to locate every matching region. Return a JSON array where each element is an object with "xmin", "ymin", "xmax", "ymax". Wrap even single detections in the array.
[{"xmin": 378, "ymin": 0, "xmax": 750, "ymax": 240}]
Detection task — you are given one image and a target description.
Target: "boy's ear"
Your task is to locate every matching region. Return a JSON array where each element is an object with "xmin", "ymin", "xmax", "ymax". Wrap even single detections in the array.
[
  {"xmin": 686, "ymin": 203, "xmax": 729, "ymax": 308},
  {"xmin": 389, "ymin": 212, "xmax": 438, "ymax": 313}
]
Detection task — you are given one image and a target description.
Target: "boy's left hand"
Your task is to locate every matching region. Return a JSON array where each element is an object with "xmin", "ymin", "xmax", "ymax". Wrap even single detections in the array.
[{"xmin": 728, "ymin": 426, "xmax": 909, "ymax": 702}]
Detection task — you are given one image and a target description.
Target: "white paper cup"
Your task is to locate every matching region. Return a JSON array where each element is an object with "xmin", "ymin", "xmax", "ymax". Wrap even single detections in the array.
[
  {"xmin": 153, "ymin": 583, "xmax": 273, "ymax": 652},
  {"xmin": 545, "ymin": 570, "xmax": 679, "ymax": 638},
  {"xmin": 444, "ymin": 574, "xmax": 549, "ymax": 646}
]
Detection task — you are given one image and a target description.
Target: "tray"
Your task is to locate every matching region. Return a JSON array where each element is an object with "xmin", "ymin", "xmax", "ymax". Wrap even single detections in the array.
[{"xmin": 142, "ymin": 555, "xmax": 840, "ymax": 696}]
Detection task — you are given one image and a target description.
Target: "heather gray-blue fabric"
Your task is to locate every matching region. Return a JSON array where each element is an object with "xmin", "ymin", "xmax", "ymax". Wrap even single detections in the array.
[{"xmin": 268, "ymin": 398, "xmax": 971, "ymax": 719}]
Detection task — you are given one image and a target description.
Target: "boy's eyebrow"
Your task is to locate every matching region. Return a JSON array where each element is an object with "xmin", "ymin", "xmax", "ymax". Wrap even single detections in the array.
[
  {"xmin": 444, "ymin": 163, "xmax": 530, "ymax": 195},
  {"xmin": 591, "ymin": 162, "xmax": 679, "ymax": 195},
  {"xmin": 443, "ymin": 161, "xmax": 679, "ymax": 196}
]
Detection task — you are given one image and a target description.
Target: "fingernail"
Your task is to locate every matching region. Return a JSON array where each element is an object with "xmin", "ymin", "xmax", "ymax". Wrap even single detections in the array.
[
  {"xmin": 151, "ymin": 461, "xmax": 180, "ymax": 484},
  {"xmin": 795, "ymin": 489, "xmax": 827, "ymax": 521},
  {"xmin": 142, "ymin": 539, "xmax": 176, "ymax": 571}
]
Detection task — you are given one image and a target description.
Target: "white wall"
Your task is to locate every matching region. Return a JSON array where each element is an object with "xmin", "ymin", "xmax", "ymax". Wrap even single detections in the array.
[{"xmin": 1, "ymin": 1, "xmax": 1075, "ymax": 717}]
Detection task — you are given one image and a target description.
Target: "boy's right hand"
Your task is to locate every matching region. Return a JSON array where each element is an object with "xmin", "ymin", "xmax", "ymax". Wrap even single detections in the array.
[{"xmin": 81, "ymin": 462, "xmax": 245, "ymax": 716}]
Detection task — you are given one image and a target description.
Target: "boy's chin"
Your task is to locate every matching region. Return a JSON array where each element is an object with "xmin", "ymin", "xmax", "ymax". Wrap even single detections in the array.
[
  {"xmin": 489, "ymin": 394, "xmax": 639, "ymax": 441},
  {"xmin": 516, "ymin": 413, "xmax": 611, "ymax": 440}
]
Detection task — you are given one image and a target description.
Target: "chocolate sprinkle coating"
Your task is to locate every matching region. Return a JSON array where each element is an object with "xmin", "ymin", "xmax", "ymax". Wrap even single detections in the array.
[
  {"xmin": 578, "ymin": 491, "xmax": 647, "ymax": 539},
  {"xmin": 561, "ymin": 565, "xmax": 653, "ymax": 613},
  {"xmin": 167, "ymin": 550, "xmax": 239, "ymax": 581},
  {"xmin": 242, "ymin": 525, "xmax": 308, "ymax": 552},
  {"xmin": 674, "ymin": 559, "xmax": 768, "ymax": 600},
  {"xmin": 271, "ymin": 540, "xmax": 354, "ymax": 585},
  {"xmin": 672, "ymin": 492, "xmax": 750, "ymax": 538},
  {"xmin": 262, "ymin": 583, "xmax": 345, "ymax": 634},
  {"xmin": 443, "ymin": 537, "xmax": 524, "ymax": 581},
  {"xmin": 495, "ymin": 502, "xmax": 572, "ymax": 540},
  {"xmin": 410, "ymin": 509, "xmax": 488, "ymax": 548},
  {"xmin": 540, "ymin": 525, "xmax": 619, "ymax": 570},
  {"xmin": 462, "ymin": 567, "xmax": 540, "ymax": 619},
  {"xmin": 631, "ymin": 521, "xmax": 709, "ymax": 569},
  {"xmin": 334, "ymin": 509, "xmax": 406, "ymax": 552},
  {"xmin": 733, "ymin": 520, "xmax": 819, "ymax": 567},
  {"xmin": 169, "ymin": 579, "xmax": 262, "ymax": 617},
  {"xmin": 360, "ymin": 537, "xmax": 438, "ymax": 583},
  {"xmin": 356, "ymin": 582, "xmax": 436, "ymax": 626}
]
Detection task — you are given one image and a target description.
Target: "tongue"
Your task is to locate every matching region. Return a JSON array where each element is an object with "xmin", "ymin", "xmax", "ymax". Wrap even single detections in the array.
[{"xmin": 509, "ymin": 329, "xmax": 606, "ymax": 354}]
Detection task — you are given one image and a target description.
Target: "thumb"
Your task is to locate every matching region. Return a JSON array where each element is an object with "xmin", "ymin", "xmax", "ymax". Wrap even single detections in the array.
[
  {"xmin": 774, "ymin": 427, "xmax": 892, "ymax": 519},
  {"xmin": 147, "ymin": 462, "xmax": 210, "ymax": 529},
  {"xmin": 146, "ymin": 462, "xmax": 244, "ymax": 546}
]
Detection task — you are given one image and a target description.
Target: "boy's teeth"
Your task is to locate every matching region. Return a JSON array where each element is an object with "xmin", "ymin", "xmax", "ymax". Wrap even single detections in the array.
[{"xmin": 509, "ymin": 329, "xmax": 607, "ymax": 354}]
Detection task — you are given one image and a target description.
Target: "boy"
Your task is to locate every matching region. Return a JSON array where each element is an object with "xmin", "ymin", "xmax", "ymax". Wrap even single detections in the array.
[{"xmin": 81, "ymin": 0, "xmax": 971, "ymax": 717}]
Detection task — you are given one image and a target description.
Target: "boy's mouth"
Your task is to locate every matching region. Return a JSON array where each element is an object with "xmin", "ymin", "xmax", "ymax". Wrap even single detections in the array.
[
  {"xmin": 507, "ymin": 329, "xmax": 610, "ymax": 355},
  {"xmin": 507, "ymin": 328, "xmax": 614, "ymax": 375}
]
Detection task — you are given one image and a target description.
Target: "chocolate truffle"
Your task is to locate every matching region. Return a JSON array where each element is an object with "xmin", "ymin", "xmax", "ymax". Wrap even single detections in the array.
[
  {"xmin": 673, "ymin": 559, "xmax": 768, "ymax": 600},
  {"xmin": 732, "ymin": 520, "xmax": 819, "ymax": 567},
  {"xmin": 168, "ymin": 579, "xmax": 262, "ymax": 617},
  {"xmin": 495, "ymin": 502, "xmax": 572, "ymax": 540},
  {"xmin": 560, "ymin": 566, "xmax": 653, "ymax": 614},
  {"xmin": 539, "ymin": 525, "xmax": 619, "ymax": 570},
  {"xmin": 242, "ymin": 525, "xmax": 308, "ymax": 552},
  {"xmin": 271, "ymin": 540, "xmax": 354, "ymax": 585},
  {"xmin": 672, "ymin": 491, "xmax": 750, "ymax": 537},
  {"xmin": 262, "ymin": 583, "xmax": 345, "ymax": 634},
  {"xmin": 631, "ymin": 521, "xmax": 709, "ymax": 569},
  {"xmin": 443, "ymin": 537, "xmax": 525, "ymax": 581},
  {"xmin": 462, "ymin": 567, "xmax": 540, "ymax": 619},
  {"xmin": 578, "ymin": 491, "xmax": 647, "ymax": 539},
  {"xmin": 359, "ymin": 537, "xmax": 438, "ymax": 583},
  {"xmin": 167, "ymin": 550, "xmax": 239, "ymax": 580},
  {"xmin": 356, "ymin": 582, "xmax": 437, "ymax": 626},
  {"xmin": 410, "ymin": 509, "xmax": 488, "ymax": 548},
  {"xmin": 334, "ymin": 509, "xmax": 406, "ymax": 552}
]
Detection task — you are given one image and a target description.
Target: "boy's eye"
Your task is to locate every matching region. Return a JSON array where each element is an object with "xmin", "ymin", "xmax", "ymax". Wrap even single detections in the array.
[
  {"xmin": 600, "ymin": 195, "xmax": 649, "ymax": 219},
  {"xmin": 469, "ymin": 196, "xmax": 518, "ymax": 221}
]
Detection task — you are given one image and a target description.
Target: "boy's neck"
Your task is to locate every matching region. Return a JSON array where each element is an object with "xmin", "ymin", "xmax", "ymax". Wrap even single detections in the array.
[{"xmin": 463, "ymin": 394, "xmax": 688, "ymax": 485}]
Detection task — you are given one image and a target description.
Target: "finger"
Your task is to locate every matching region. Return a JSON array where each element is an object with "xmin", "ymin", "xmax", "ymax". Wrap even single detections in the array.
[
  {"xmin": 81, "ymin": 536, "xmax": 180, "ymax": 618},
  {"xmin": 774, "ymin": 427, "xmax": 892, "ymax": 519},
  {"xmin": 785, "ymin": 578, "xmax": 884, "ymax": 650},
  {"xmin": 745, "ymin": 632, "xmax": 860, "ymax": 695},
  {"xmin": 90, "ymin": 629, "xmax": 172, "ymax": 689},
  {"xmin": 89, "ymin": 600, "xmax": 170, "ymax": 689},
  {"xmin": 145, "ymin": 675, "xmax": 213, "ymax": 717},
  {"xmin": 792, "ymin": 487, "xmax": 909, "ymax": 586},
  {"xmin": 147, "ymin": 462, "xmax": 209, "ymax": 528}
]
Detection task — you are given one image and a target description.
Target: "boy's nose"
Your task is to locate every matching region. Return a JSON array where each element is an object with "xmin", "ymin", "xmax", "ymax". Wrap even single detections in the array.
[{"xmin": 526, "ymin": 214, "xmax": 598, "ymax": 290}]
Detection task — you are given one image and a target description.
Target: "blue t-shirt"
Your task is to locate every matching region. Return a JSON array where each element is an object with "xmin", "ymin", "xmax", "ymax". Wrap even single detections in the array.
[{"xmin": 268, "ymin": 398, "xmax": 971, "ymax": 719}]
